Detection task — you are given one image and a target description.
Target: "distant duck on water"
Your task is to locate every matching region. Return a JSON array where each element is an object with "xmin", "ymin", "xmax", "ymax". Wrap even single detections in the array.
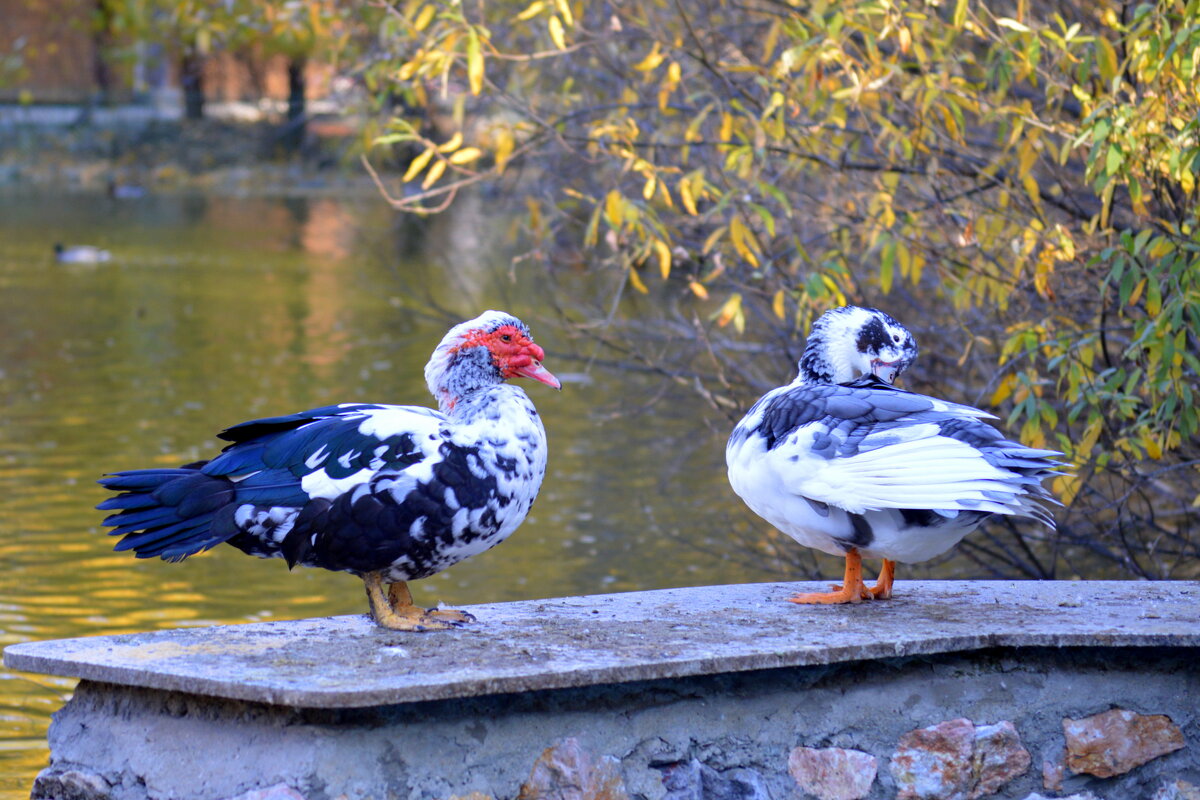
[
  {"xmin": 726, "ymin": 306, "xmax": 1065, "ymax": 604},
  {"xmin": 54, "ymin": 243, "xmax": 112, "ymax": 264}
]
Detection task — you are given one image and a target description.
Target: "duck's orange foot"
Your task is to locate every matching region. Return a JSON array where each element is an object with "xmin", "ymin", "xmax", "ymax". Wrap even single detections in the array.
[
  {"xmin": 787, "ymin": 550, "xmax": 895, "ymax": 605},
  {"xmin": 373, "ymin": 606, "xmax": 473, "ymax": 632},
  {"xmin": 867, "ymin": 559, "xmax": 896, "ymax": 600},
  {"xmin": 364, "ymin": 574, "xmax": 477, "ymax": 632},
  {"xmin": 787, "ymin": 585, "xmax": 868, "ymax": 604},
  {"xmin": 424, "ymin": 607, "xmax": 477, "ymax": 625}
]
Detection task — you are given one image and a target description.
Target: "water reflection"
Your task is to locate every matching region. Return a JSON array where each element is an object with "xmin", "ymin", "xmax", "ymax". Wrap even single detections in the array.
[{"xmin": 0, "ymin": 189, "xmax": 771, "ymax": 797}]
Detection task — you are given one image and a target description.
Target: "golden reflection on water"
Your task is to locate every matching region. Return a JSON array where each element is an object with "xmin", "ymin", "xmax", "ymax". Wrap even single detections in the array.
[{"xmin": 0, "ymin": 189, "xmax": 767, "ymax": 798}]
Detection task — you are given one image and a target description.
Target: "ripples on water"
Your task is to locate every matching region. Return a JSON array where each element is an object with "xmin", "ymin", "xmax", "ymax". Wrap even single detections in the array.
[{"xmin": 0, "ymin": 189, "xmax": 775, "ymax": 796}]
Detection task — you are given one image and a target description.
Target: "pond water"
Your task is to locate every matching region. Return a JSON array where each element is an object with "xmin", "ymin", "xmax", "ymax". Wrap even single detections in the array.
[{"xmin": 0, "ymin": 188, "xmax": 796, "ymax": 796}]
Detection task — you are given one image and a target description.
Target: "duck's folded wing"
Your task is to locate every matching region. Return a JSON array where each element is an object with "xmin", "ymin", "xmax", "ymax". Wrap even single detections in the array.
[
  {"xmin": 758, "ymin": 385, "xmax": 1061, "ymax": 517},
  {"xmin": 100, "ymin": 405, "xmax": 449, "ymax": 561}
]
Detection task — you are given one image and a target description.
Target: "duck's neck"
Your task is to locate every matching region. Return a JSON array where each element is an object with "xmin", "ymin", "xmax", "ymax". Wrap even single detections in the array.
[
  {"xmin": 428, "ymin": 347, "xmax": 504, "ymax": 415},
  {"xmin": 438, "ymin": 383, "xmax": 528, "ymax": 424}
]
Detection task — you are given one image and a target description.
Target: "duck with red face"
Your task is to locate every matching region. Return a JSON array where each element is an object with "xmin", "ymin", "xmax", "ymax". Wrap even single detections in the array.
[{"xmin": 98, "ymin": 311, "xmax": 560, "ymax": 631}]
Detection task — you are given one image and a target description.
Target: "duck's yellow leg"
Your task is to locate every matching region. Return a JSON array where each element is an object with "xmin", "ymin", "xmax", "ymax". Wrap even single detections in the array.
[{"xmin": 362, "ymin": 572, "xmax": 475, "ymax": 631}]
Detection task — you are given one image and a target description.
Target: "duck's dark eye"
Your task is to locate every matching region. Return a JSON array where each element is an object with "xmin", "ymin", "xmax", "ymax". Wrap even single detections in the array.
[
  {"xmin": 500, "ymin": 334, "xmax": 512, "ymax": 342},
  {"xmin": 893, "ymin": 334, "xmax": 901, "ymax": 343}
]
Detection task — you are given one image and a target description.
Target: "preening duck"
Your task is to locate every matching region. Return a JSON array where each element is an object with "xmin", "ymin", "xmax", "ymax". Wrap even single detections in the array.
[
  {"xmin": 726, "ymin": 306, "xmax": 1063, "ymax": 604},
  {"xmin": 98, "ymin": 310, "xmax": 561, "ymax": 631}
]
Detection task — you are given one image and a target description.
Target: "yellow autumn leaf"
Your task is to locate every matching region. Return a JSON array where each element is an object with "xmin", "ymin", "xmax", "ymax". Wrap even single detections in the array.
[
  {"xmin": 421, "ymin": 159, "xmax": 447, "ymax": 189},
  {"xmin": 689, "ymin": 281, "xmax": 709, "ymax": 299},
  {"xmin": 402, "ymin": 148, "xmax": 434, "ymax": 183},
  {"xmin": 548, "ymin": 15, "xmax": 566, "ymax": 49},
  {"xmin": 633, "ymin": 43, "xmax": 664, "ymax": 72},
  {"xmin": 990, "ymin": 373, "xmax": 1017, "ymax": 405},
  {"xmin": 679, "ymin": 176, "xmax": 698, "ymax": 215},
  {"xmin": 1055, "ymin": 474, "xmax": 1082, "ymax": 506},
  {"xmin": 604, "ymin": 189, "xmax": 624, "ymax": 229},
  {"xmin": 1126, "ymin": 276, "xmax": 1147, "ymax": 306},
  {"xmin": 466, "ymin": 30, "xmax": 484, "ymax": 96},
  {"xmin": 702, "ymin": 225, "xmax": 726, "ymax": 255},
  {"xmin": 642, "ymin": 173, "xmax": 657, "ymax": 201},
  {"xmin": 552, "ymin": 0, "xmax": 573, "ymax": 27},
  {"xmin": 1022, "ymin": 174, "xmax": 1041, "ymax": 208},
  {"xmin": 953, "ymin": 0, "xmax": 968, "ymax": 28},
  {"xmin": 1143, "ymin": 434, "xmax": 1163, "ymax": 460},
  {"xmin": 716, "ymin": 293, "xmax": 742, "ymax": 328},
  {"xmin": 628, "ymin": 266, "xmax": 649, "ymax": 294},
  {"xmin": 996, "ymin": 17, "xmax": 1031, "ymax": 32},
  {"xmin": 494, "ymin": 127, "xmax": 514, "ymax": 174},
  {"xmin": 652, "ymin": 239, "xmax": 671, "ymax": 279},
  {"xmin": 772, "ymin": 288, "xmax": 786, "ymax": 320},
  {"xmin": 448, "ymin": 147, "xmax": 483, "ymax": 165},
  {"xmin": 515, "ymin": 1, "xmax": 546, "ymax": 22},
  {"xmin": 1078, "ymin": 417, "xmax": 1103, "ymax": 458},
  {"xmin": 413, "ymin": 4, "xmax": 435, "ymax": 31},
  {"xmin": 437, "ymin": 132, "xmax": 463, "ymax": 153},
  {"xmin": 729, "ymin": 215, "xmax": 759, "ymax": 267}
]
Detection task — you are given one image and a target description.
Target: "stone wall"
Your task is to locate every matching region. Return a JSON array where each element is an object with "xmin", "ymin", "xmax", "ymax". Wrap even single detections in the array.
[{"xmin": 33, "ymin": 646, "xmax": 1199, "ymax": 800}]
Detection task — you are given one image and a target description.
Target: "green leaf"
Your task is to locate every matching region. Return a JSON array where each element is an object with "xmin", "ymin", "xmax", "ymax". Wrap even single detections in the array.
[
  {"xmin": 1096, "ymin": 37, "xmax": 1119, "ymax": 83},
  {"xmin": 1105, "ymin": 145, "xmax": 1124, "ymax": 175}
]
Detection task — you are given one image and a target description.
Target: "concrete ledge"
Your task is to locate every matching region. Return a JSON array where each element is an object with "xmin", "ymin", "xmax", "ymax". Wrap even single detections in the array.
[
  {"xmin": 7, "ymin": 581, "xmax": 1200, "ymax": 800},
  {"xmin": 5, "ymin": 581, "xmax": 1198, "ymax": 709}
]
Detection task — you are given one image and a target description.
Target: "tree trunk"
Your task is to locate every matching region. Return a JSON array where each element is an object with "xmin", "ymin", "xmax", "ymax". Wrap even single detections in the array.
[
  {"xmin": 180, "ymin": 48, "xmax": 205, "ymax": 121},
  {"xmin": 283, "ymin": 55, "xmax": 307, "ymax": 152},
  {"xmin": 91, "ymin": 0, "xmax": 115, "ymax": 105}
]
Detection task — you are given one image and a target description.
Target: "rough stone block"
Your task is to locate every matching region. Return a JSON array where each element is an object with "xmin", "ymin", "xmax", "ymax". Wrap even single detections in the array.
[
  {"xmin": 1040, "ymin": 756, "xmax": 1064, "ymax": 792},
  {"xmin": 891, "ymin": 718, "xmax": 1029, "ymax": 800},
  {"xmin": 518, "ymin": 738, "xmax": 629, "ymax": 800},
  {"xmin": 787, "ymin": 746, "xmax": 877, "ymax": 800},
  {"xmin": 1153, "ymin": 779, "xmax": 1200, "ymax": 800},
  {"xmin": 970, "ymin": 721, "xmax": 1030, "ymax": 799},
  {"xmin": 219, "ymin": 785, "xmax": 306, "ymax": 800},
  {"xmin": 657, "ymin": 759, "xmax": 770, "ymax": 800},
  {"xmin": 1063, "ymin": 708, "xmax": 1185, "ymax": 778},
  {"xmin": 890, "ymin": 718, "xmax": 976, "ymax": 800},
  {"xmin": 31, "ymin": 767, "xmax": 112, "ymax": 800}
]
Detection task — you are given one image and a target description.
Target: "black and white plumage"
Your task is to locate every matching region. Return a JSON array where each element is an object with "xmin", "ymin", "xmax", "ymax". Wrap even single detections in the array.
[
  {"xmin": 98, "ymin": 310, "xmax": 561, "ymax": 630},
  {"xmin": 726, "ymin": 306, "xmax": 1063, "ymax": 603}
]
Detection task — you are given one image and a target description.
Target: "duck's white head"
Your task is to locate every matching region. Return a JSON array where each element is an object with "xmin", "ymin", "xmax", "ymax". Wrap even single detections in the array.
[
  {"xmin": 425, "ymin": 310, "xmax": 561, "ymax": 412},
  {"xmin": 796, "ymin": 306, "xmax": 918, "ymax": 385}
]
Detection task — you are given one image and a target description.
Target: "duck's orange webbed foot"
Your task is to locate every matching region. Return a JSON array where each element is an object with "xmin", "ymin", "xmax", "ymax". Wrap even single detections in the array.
[
  {"xmin": 788, "ymin": 549, "xmax": 871, "ymax": 604},
  {"xmin": 387, "ymin": 580, "xmax": 477, "ymax": 625},
  {"xmin": 363, "ymin": 573, "xmax": 476, "ymax": 632},
  {"xmin": 867, "ymin": 559, "xmax": 896, "ymax": 600}
]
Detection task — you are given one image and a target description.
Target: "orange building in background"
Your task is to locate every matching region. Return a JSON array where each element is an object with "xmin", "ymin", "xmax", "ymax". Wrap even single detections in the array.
[{"xmin": 0, "ymin": 0, "xmax": 332, "ymax": 108}]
